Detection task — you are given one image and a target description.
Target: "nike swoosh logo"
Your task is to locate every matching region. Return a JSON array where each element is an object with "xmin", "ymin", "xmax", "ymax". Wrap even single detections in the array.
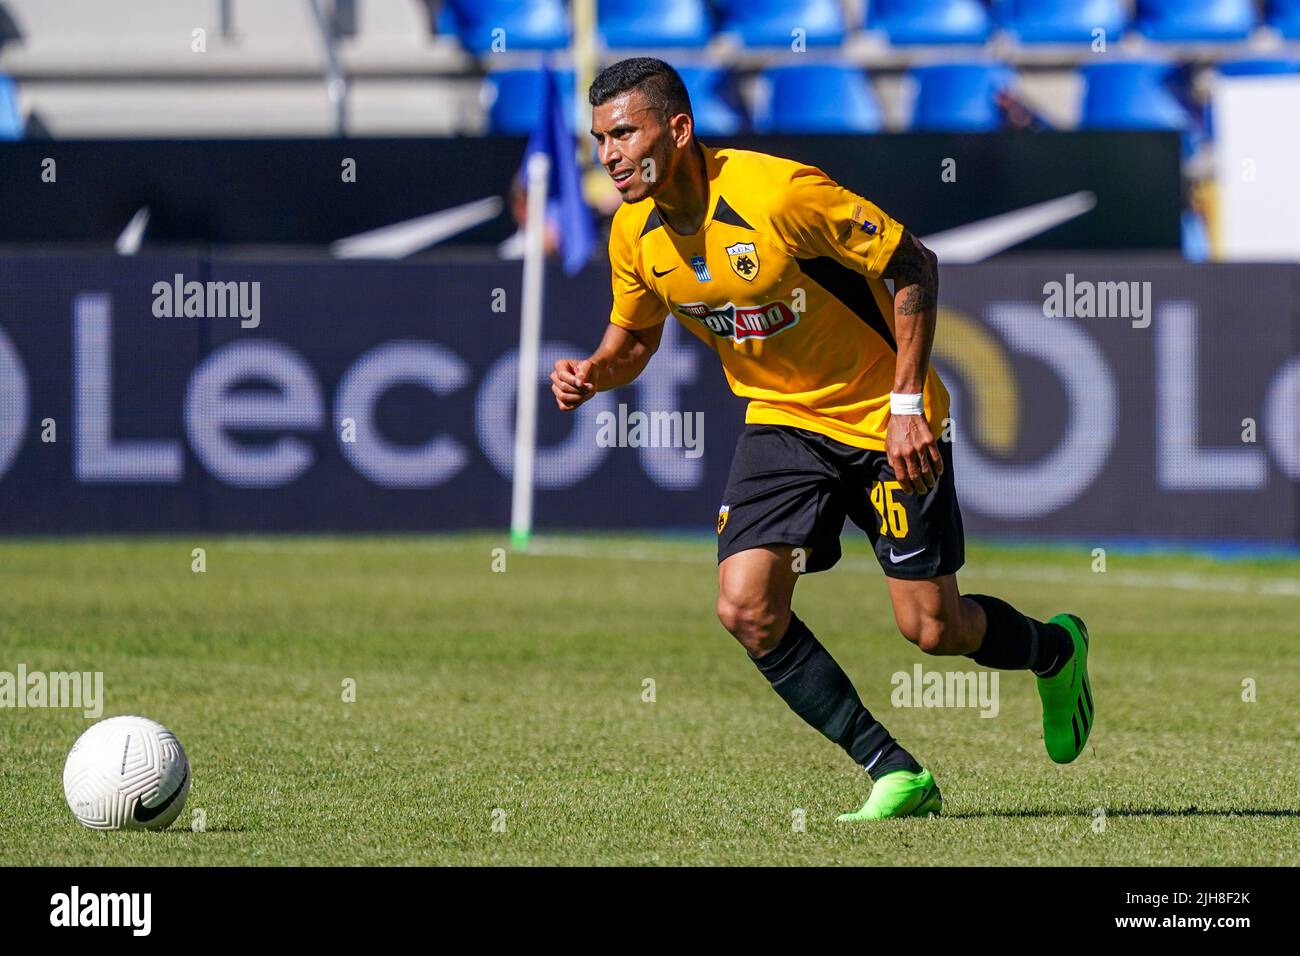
[
  {"xmin": 115, "ymin": 206, "xmax": 150, "ymax": 256},
  {"xmin": 652, "ymin": 265, "xmax": 677, "ymax": 277},
  {"xmin": 889, "ymin": 547, "xmax": 926, "ymax": 563},
  {"xmin": 330, "ymin": 196, "xmax": 504, "ymax": 259},
  {"xmin": 919, "ymin": 191, "xmax": 1096, "ymax": 264},
  {"xmin": 133, "ymin": 766, "xmax": 189, "ymax": 824}
]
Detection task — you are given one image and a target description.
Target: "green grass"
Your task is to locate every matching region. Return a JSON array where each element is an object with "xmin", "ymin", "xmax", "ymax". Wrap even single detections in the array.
[{"xmin": 1, "ymin": 533, "xmax": 1297, "ymax": 866}]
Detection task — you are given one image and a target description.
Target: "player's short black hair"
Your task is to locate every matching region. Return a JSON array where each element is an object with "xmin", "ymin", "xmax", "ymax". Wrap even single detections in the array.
[{"xmin": 588, "ymin": 57, "xmax": 693, "ymax": 120}]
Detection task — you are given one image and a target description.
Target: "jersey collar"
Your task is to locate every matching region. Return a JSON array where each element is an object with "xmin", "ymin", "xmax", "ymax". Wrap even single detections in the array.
[{"xmin": 653, "ymin": 140, "xmax": 720, "ymax": 238}]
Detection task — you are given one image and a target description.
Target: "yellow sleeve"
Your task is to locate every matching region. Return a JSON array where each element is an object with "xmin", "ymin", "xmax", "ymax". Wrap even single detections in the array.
[
  {"xmin": 767, "ymin": 165, "xmax": 904, "ymax": 278},
  {"xmin": 608, "ymin": 209, "xmax": 668, "ymax": 331}
]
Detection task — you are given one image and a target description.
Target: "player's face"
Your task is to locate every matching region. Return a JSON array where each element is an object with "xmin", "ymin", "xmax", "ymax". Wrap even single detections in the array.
[{"xmin": 591, "ymin": 91, "xmax": 682, "ymax": 203}]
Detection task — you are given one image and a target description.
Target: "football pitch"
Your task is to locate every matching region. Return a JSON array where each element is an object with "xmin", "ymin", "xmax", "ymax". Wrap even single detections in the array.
[{"xmin": 1, "ymin": 533, "xmax": 1297, "ymax": 867}]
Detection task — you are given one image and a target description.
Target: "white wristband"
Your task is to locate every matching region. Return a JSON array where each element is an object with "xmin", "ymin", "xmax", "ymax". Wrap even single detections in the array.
[{"xmin": 890, "ymin": 392, "xmax": 924, "ymax": 416}]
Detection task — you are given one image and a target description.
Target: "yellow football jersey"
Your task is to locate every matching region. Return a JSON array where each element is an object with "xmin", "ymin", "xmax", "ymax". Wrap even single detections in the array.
[{"xmin": 607, "ymin": 143, "xmax": 950, "ymax": 451}]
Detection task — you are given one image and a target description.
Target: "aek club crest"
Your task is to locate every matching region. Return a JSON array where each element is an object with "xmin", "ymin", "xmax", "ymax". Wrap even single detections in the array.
[{"xmin": 725, "ymin": 242, "xmax": 759, "ymax": 282}]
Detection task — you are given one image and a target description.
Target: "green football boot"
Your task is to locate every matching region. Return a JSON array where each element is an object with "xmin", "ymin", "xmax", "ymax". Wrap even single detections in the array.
[
  {"xmin": 1037, "ymin": 613, "xmax": 1094, "ymax": 763},
  {"xmin": 836, "ymin": 768, "xmax": 942, "ymax": 822}
]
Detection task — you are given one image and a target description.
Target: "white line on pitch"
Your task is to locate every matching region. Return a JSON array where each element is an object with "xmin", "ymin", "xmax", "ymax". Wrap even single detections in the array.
[
  {"xmin": 205, "ymin": 535, "xmax": 1300, "ymax": 598},
  {"xmin": 523, "ymin": 538, "xmax": 1300, "ymax": 598}
]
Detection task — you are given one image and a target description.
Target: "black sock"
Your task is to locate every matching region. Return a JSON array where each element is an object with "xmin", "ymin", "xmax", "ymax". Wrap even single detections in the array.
[
  {"xmin": 752, "ymin": 613, "xmax": 922, "ymax": 780},
  {"xmin": 965, "ymin": 594, "xmax": 1073, "ymax": 677}
]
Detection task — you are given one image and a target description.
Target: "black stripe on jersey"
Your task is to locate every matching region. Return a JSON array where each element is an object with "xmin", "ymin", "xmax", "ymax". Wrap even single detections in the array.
[
  {"xmin": 641, "ymin": 198, "xmax": 750, "ymax": 236},
  {"xmin": 640, "ymin": 208, "xmax": 663, "ymax": 237},
  {"xmin": 713, "ymin": 197, "xmax": 753, "ymax": 230},
  {"xmin": 796, "ymin": 256, "xmax": 898, "ymax": 352}
]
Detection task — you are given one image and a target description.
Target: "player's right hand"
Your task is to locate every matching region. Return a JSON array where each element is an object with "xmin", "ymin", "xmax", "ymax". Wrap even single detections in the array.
[{"xmin": 550, "ymin": 358, "xmax": 597, "ymax": 411}]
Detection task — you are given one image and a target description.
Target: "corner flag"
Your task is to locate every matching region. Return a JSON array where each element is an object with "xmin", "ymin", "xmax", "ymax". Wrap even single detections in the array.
[{"xmin": 521, "ymin": 64, "xmax": 595, "ymax": 275}]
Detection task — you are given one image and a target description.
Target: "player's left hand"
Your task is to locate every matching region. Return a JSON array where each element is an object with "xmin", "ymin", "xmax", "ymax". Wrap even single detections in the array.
[{"xmin": 886, "ymin": 414, "xmax": 943, "ymax": 495}]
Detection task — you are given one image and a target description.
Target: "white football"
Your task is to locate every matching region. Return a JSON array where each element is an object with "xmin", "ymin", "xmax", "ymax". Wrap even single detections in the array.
[{"xmin": 63, "ymin": 715, "xmax": 191, "ymax": 831}]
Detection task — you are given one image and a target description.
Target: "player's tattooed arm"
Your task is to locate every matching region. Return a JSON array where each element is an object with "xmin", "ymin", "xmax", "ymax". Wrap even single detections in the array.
[
  {"xmin": 882, "ymin": 229, "xmax": 944, "ymax": 493},
  {"xmin": 551, "ymin": 321, "xmax": 665, "ymax": 410},
  {"xmin": 882, "ymin": 229, "xmax": 938, "ymax": 395},
  {"xmin": 882, "ymin": 229, "xmax": 938, "ymax": 319}
]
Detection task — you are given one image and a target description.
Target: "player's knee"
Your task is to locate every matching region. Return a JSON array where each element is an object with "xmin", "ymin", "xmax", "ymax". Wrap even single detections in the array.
[
  {"xmin": 917, "ymin": 619, "xmax": 950, "ymax": 655},
  {"xmin": 899, "ymin": 614, "xmax": 952, "ymax": 655},
  {"xmin": 716, "ymin": 592, "xmax": 787, "ymax": 655}
]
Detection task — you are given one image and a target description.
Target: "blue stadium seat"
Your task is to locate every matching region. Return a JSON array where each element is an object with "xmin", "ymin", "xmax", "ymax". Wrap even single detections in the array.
[
  {"xmin": 1217, "ymin": 57, "xmax": 1300, "ymax": 76},
  {"xmin": 599, "ymin": 0, "xmax": 713, "ymax": 48},
  {"xmin": 0, "ymin": 76, "xmax": 21, "ymax": 140},
  {"xmin": 444, "ymin": 0, "xmax": 569, "ymax": 53},
  {"xmin": 1134, "ymin": 0, "xmax": 1256, "ymax": 42},
  {"xmin": 1265, "ymin": 0, "xmax": 1300, "ymax": 39},
  {"xmin": 435, "ymin": 2, "xmax": 455, "ymax": 38},
  {"xmin": 675, "ymin": 67, "xmax": 746, "ymax": 136},
  {"xmin": 483, "ymin": 69, "xmax": 576, "ymax": 135},
  {"xmin": 909, "ymin": 63, "xmax": 1015, "ymax": 131},
  {"xmin": 719, "ymin": 0, "xmax": 845, "ymax": 48},
  {"xmin": 869, "ymin": 0, "xmax": 991, "ymax": 45},
  {"xmin": 1079, "ymin": 62, "xmax": 1193, "ymax": 130},
  {"xmin": 753, "ymin": 65, "xmax": 882, "ymax": 133},
  {"xmin": 997, "ymin": 0, "xmax": 1128, "ymax": 44}
]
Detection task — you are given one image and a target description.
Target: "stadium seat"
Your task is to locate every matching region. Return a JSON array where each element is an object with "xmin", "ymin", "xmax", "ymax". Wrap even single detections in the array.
[
  {"xmin": 483, "ymin": 69, "xmax": 576, "ymax": 135},
  {"xmin": 1216, "ymin": 57, "xmax": 1300, "ymax": 76},
  {"xmin": 868, "ymin": 0, "xmax": 991, "ymax": 46},
  {"xmin": 752, "ymin": 65, "xmax": 882, "ymax": 133},
  {"xmin": 0, "ymin": 76, "xmax": 22, "ymax": 140},
  {"xmin": 675, "ymin": 67, "xmax": 746, "ymax": 136},
  {"xmin": 718, "ymin": 0, "xmax": 845, "ymax": 48},
  {"xmin": 1133, "ymin": 0, "xmax": 1257, "ymax": 42},
  {"xmin": 599, "ymin": 0, "xmax": 713, "ymax": 48},
  {"xmin": 434, "ymin": 2, "xmax": 456, "ymax": 39},
  {"xmin": 444, "ymin": 0, "xmax": 569, "ymax": 53},
  {"xmin": 997, "ymin": 0, "xmax": 1128, "ymax": 44},
  {"xmin": 1079, "ymin": 61, "xmax": 1193, "ymax": 130},
  {"xmin": 908, "ymin": 63, "xmax": 1016, "ymax": 131},
  {"xmin": 1265, "ymin": 0, "xmax": 1300, "ymax": 39}
]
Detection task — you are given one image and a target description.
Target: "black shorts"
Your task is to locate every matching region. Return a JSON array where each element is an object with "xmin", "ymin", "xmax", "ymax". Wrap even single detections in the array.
[{"xmin": 716, "ymin": 424, "xmax": 965, "ymax": 580}]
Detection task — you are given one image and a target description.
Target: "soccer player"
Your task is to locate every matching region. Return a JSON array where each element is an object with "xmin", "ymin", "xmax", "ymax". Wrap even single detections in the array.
[{"xmin": 550, "ymin": 58, "xmax": 1094, "ymax": 820}]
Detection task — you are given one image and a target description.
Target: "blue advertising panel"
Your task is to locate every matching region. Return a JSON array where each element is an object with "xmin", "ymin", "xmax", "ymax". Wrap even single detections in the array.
[{"xmin": 0, "ymin": 253, "xmax": 1295, "ymax": 542}]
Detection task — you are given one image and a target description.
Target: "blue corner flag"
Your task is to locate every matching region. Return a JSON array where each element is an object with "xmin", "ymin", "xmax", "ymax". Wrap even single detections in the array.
[{"xmin": 522, "ymin": 65, "xmax": 596, "ymax": 275}]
